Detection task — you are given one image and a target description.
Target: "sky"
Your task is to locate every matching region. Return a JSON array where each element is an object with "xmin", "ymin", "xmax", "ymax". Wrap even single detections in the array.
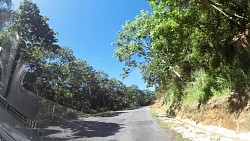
[{"xmin": 12, "ymin": 0, "xmax": 154, "ymax": 90}]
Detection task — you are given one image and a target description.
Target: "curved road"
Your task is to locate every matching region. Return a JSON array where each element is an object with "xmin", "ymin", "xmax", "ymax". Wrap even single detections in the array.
[{"xmin": 43, "ymin": 107, "xmax": 174, "ymax": 141}]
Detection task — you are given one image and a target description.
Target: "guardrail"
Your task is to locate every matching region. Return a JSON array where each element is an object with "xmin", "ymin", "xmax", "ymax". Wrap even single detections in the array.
[{"xmin": 0, "ymin": 96, "xmax": 37, "ymax": 129}]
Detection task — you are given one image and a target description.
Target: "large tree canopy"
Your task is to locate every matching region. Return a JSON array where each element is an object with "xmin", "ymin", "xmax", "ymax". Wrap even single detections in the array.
[
  {"xmin": 10, "ymin": 0, "xmax": 59, "ymax": 62},
  {"xmin": 113, "ymin": 0, "xmax": 250, "ymax": 87},
  {"xmin": 0, "ymin": 0, "xmax": 12, "ymax": 30},
  {"xmin": 0, "ymin": 0, "xmax": 155, "ymax": 113},
  {"xmin": 113, "ymin": 0, "xmax": 250, "ymax": 116}
]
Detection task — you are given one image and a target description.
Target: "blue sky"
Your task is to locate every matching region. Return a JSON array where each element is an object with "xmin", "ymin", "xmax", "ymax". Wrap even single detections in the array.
[{"xmin": 12, "ymin": 0, "xmax": 154, "ymax": 90}]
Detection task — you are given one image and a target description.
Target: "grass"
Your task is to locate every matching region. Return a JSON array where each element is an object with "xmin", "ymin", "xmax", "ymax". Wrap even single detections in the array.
[
  {"xmin": 149, "ymin": 106, "xmax": 191, "ymax": 141},
  {"xmin": 182, "ymin": 69, "xmax": 231, "ymax": 106},
  {"xmin": 183, "ymin": 69, "xmax": 211, "ymax": 104}
]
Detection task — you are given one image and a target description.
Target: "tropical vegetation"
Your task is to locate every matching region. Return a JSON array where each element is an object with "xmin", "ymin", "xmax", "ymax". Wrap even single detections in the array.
[
  {"xmin": 113, "ymin": 0, "xmax": 250, "ymax": 115},
  {"xmin": 0, "ymin": 0, "xmax": 155, "ymax": 113}
]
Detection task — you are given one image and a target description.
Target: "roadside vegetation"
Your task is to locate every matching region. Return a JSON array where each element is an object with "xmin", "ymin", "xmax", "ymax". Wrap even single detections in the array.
[
  {"xmin": 0, "ymin": 0, "xmax": 155, "ymax": 113},
  {"xmin": 113, "ymin": 0, "xmax": 250, "ymax": 131},
  {"xmin": 150, "ymin": 107, "xmax": 190, "ymax": 141},
  {"xmin": 2, "ymin": 0, "xmax": 250, "ymax": 132}
]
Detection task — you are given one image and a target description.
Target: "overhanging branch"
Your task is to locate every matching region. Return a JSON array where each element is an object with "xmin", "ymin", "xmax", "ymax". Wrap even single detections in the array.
[{"xmin": 206, "ymin": 0, "xmax": 246, "ymax": 29}]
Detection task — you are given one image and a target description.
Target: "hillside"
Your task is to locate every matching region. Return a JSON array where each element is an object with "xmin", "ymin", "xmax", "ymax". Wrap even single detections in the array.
[
  {"xmin": 153, "ymin": 93, "xmax": 250, "ymax": 133},
  {"xmin": 113, "ymin": 0, "xmax": 250, "ymax": 133}
]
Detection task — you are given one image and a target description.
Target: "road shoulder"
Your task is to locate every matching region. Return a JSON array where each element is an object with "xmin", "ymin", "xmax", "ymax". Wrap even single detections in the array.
[{"xmin": 150, "ymin": 106, "xmax": 250, "ymax": 141}]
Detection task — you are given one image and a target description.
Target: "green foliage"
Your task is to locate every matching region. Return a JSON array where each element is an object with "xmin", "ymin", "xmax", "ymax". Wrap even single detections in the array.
[
  {"xmin": 183, "ymin": 69, "xmax": 212, "ymax": 104},
  {"xmin": 0, "ymin": 0, "xmax": 156, "ymax": 113},
  {"xmin": 0, "ymin": 0, "xmax": 12, "ymax": 30},
  {"xmin": 114, "ymin": 0, "xmax": 250, "ymax": 113},
  {"xmin": 163, "ymin": 76, "xmax": 183, "ymax": 116},
  {"xmin": 164, "ymin": 80, "xmax": 181, "ymax": 104},
  {"xmin": 9, "ymin": 0, "xmax": 59, "ymax": 63}
]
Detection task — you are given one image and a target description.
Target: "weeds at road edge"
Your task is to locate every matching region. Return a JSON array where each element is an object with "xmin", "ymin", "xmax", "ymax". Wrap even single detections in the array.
[{"xmin": 149, "ymin": 107, "xmax": 191, "ymax": 141}]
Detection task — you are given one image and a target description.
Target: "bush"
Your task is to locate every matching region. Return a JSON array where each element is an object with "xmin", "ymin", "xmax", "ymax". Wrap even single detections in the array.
[
  {"xmin": 183, "ymin": 69, "xmax": 213, "ymax": 105},
  {"xmin": 164, "ymin": 77, "xmax": 183, "ymax": 116}
]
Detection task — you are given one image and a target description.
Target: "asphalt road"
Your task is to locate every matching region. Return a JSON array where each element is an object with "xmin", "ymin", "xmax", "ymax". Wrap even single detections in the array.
[{"xmin": 43, "ymin": 107, "xmax": 174, "ymax": 141}]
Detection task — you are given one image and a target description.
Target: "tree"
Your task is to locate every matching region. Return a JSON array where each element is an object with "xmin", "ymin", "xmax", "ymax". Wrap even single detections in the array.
[
  {"xmin": 113, "ymin": 0, "xmax": 250, "ymax": 112},
  {"xmin": 0, "ymin": 0, "xmax": 12, "ymax": 30},
  {"xmin": 6, "ymin": 0, "xmax": 62, "ymax": 97},
  {"xmin": 114, "ymin": 0, "xmax": 250, "ymax": 86},
  {"xmin": 1, "ymin": 0, "xmax": 156, "ymax": 113},
  {"xmin": 9, "ymin": 0, "xmax": 59, "ymax": 63}
]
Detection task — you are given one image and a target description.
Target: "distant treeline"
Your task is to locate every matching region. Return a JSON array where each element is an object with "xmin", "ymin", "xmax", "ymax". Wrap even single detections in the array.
[{"xmin": 0, "ymin": 0, "xmax": 155, "ymax": 113}]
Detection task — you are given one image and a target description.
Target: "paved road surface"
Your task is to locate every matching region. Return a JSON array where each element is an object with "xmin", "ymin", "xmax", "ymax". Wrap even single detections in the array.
[{"xmin": 43, "ymin": 107, "xmax": 174, "ymax": 141}]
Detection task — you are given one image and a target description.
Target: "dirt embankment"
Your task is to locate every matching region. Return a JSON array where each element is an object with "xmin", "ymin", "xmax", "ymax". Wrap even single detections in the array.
[{"xmin": 153, "ymin": 94, "xmax": 250, "ymax": 132}]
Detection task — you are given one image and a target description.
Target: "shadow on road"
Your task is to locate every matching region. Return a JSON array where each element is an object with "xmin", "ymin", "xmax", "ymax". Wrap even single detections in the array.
[
  {"xmin": 97, "ymin": 111, "xmax": 127, "ymax": 117},
  {"xmin": 42, "ymin": 120, "xmax": 123, "ymax": 141}
]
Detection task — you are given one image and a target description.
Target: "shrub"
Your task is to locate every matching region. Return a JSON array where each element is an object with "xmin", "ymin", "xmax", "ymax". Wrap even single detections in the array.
[
  {"xmin": 183, "ymin": 69, "xmax": 213, "ymax": 105},
  {"xmin": 164, "ymin": 77, "xmax": 183, "ymax": 116}
]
